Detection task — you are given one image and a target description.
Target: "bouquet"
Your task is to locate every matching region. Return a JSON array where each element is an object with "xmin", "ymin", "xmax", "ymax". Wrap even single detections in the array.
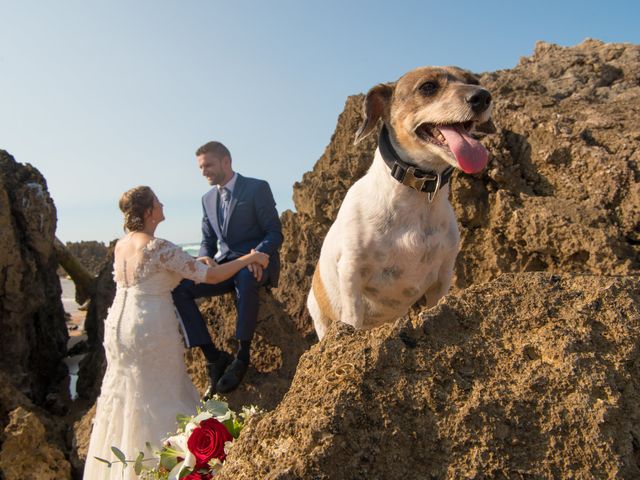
[{"xmin": 96, "ymin": 397, "xmax": 260, "ymax": 479}]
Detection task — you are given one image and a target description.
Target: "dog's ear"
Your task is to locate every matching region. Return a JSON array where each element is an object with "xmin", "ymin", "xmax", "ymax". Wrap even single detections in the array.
[{"xmin": 354, "ymin": 83, "xmax": 394, "ymax": 145}]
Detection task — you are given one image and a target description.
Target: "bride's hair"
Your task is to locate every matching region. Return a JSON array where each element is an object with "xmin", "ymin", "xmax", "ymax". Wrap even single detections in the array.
[{"xmin": 119, "ymin": 186, "xmax": 155, "ymax": 232}]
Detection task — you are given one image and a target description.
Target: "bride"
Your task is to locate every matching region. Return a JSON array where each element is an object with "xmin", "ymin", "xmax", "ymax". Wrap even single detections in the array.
[{"xmin": 83, "ymin": 186, "xmax": 268, "ymax": 480}]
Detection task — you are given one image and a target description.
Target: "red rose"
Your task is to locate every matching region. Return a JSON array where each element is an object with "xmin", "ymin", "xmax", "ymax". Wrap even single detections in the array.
[
  {"xmin": 183, "ymin": 473, "xmax": 202, "ymax": 480},
  {"xmin": 183, "ymin": 472, "xmax": 212, "ymax": 480},
  {"xmin": 187, "ymin": 418, "xmax": 233, "ymax": 467}
]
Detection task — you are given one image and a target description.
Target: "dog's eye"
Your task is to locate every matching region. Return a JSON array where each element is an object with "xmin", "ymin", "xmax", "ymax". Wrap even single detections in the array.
[{"xmin": 419, "ymin": 81, "xmax": 439, "ymax": 95}]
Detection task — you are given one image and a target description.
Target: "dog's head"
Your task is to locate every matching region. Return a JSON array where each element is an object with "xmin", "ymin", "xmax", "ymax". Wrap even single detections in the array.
[{"xmin": 355, "ymin": 66, "xmax": 493, "ymax": 174}]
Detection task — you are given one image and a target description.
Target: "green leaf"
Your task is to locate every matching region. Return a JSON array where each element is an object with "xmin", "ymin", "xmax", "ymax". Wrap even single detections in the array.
[
  {"xmin": 160, "ymin": 450, "xmax": 178, "ymax": 470},
  {"xmin": 111, "ymin": 446, "xmax": 127, "ymax": 466},
  {"xmin": 93, "ymin": 456, "xmax": 112, "ymax": 467},
  {"xmin": 134, "ymin": 451, "xmax": 144, "ymax": 475},
  {"xmin": 222, "ymin": 418, "xmax": 234, "ymax": 433},
  {"xmin": 223, "ymin": 416, "xmax": 243, "ymax": 438},
  {"xmin": 176, "ymin": 413, "xmax": 191, "ymax": 430},
  {"xmin": 203, "ymin": 398, "xmax": 229, "ymax": 417}
]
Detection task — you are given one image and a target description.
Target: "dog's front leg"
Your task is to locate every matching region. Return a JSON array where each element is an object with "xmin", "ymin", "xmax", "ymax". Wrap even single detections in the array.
[
  {"xmin": 425, "ymin": 251, "xmax": 457, "ymax": 308},
  {"xmin": 336, "ymin": 255, "xmax": 365, "ymax": 330}
]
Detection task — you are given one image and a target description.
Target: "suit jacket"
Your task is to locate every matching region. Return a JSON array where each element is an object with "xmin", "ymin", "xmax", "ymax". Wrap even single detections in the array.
[{"xmin": 199, "ymin": 173, "xmax": 283, "ymax": 287}]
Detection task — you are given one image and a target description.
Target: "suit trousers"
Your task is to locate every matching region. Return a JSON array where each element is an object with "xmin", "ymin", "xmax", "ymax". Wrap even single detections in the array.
[{"xmin": 172, "ymin": 265, "xmax": 269, "ymax": 346}]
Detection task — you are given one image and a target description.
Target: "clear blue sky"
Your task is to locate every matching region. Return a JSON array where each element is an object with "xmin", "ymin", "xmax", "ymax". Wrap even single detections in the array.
[{"xmin": 2, "ymin": 0, "xmax": 638, "ymax": 244}]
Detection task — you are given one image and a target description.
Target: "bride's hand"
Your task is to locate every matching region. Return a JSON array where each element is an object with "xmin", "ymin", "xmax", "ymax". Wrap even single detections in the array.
[
  {"xmin": 250, "ymin": 249, "xmax": 269, "ymax": 268},
  {"xmin": 196, "ymin": 256, "xmax": 217, "ymax": 267},
  {"xmin": 247, "ymin": 263, "xmax": 263, "ymax": 282}
]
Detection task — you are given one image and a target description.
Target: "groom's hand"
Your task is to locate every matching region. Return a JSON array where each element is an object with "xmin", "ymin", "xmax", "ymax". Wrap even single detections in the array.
[{"xmin": 247, "ymin": 263, "xmax": 263, "ymax": 282}]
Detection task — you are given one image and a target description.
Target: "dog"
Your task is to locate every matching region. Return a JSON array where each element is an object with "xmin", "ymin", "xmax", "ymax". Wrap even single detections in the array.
[{"xmin": 307, "ymin": 66, "xmax": 493, "ymax": 340}]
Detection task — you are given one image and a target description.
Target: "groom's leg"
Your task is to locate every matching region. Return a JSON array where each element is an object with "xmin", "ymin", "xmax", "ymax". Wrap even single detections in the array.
[
  {"xmin": 172, "ymin": 279, "xmax": 235, "ymax": 348},
  {"xmin": 234, "ymin": 267, "xmax": 270, "ymax": 344},
  {"xmin": 173, "ymin": 278, "xmax": 236, "ymax": 400},
  {"xmin": 215, "ymin": 267, "xmax": 270, "ymax": 393}
]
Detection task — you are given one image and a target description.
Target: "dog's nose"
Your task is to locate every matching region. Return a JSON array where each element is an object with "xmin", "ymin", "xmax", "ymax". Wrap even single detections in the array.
[{"xmin": 466, "ymin": 89, "xmax": 492, "ymax": 113}]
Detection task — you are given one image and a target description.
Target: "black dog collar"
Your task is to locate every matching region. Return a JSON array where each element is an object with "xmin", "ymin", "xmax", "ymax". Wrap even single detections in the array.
[{"xmin": 378, "ymin": 124, "xmax": 454, "ymax": 202}]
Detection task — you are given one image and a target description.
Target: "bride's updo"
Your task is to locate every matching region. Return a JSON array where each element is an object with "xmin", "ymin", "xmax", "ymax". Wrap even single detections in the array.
[{"xmin": 119, "ymin": 186, "xmax": 155, "ymax": 232}]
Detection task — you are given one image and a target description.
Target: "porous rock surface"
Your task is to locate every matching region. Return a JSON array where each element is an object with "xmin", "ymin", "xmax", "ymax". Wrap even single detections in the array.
[
  {"xmin": 219, "ymin": 273, "xmax": 640, "ymax": 479},
  {"xmin": 62, "ymin": 240, "xmax": 108, "ymax": 276},
  {"xmin": 0, "ymin": 151, "xmax": 72, "ymax": 478},
  {"xmin": 0, "ymin": 406, "xmax": 71, "ymax": 480},
  {"xmin": 0, "ymin": 150, "xmax": 68, "ymax": 402}
]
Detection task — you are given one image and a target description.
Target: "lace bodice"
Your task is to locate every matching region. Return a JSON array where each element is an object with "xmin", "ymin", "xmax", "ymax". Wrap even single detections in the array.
[{"xmin": 113, "ymin": 238, "xmax": 208, "ymax": 293}]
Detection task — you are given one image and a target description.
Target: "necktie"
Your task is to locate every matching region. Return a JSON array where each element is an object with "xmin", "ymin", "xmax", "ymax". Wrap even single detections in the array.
[{"xmin": 218, "ymin": 187, "xmax": 230, "ymax": 228}]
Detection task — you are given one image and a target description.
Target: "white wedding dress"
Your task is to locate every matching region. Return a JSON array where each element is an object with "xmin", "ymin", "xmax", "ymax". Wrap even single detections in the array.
[{"xmin": 83, "ymin": 238, "xmax": 209, "ymax": 480}]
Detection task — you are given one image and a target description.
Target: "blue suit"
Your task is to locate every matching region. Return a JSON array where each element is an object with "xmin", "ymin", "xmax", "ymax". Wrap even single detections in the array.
[{"xmin": 172, "ymin": 174, "xmax": 283, "ymax": 346}]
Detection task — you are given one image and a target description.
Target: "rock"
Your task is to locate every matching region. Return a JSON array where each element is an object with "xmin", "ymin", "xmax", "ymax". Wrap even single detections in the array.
[
  {"xmin": 454, "ymin": 39, "xmax": 640, "ymax": 289},
  {"xmin": 71, "ymin": 403, "xmax": 95, "ymax": 469},
  {"xmin": 217, "ymin": 273, "xmax": 640, "ymax": 479},
  {"xmin": 66, "ymin": 339, "xmax": 89, "ymax": 357},
  {"xmin": 0, "ymin": 371, "xmax": 73, "ymax": 479},
  {"xmin": 0, "ymin": 372, "xmax": 33, "ymax": 433},
  {"xmin": 0, "ymin": 407, "xmax": 72, "ymax": 480},
  {"xmin": 61, "ymin": 240, "xmax": 108, "ymax": 276},
  {"xmin": 0, "ymin": 151, "xmax": 69, "ymax": 404},
  {"xmin": 75, "ymin": 243, "xmax": 116, "ymax": 403}
]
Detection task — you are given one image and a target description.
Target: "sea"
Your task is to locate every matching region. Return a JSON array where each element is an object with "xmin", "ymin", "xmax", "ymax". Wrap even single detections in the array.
[
  {"xmin": 60, "ymin": 276, "xmax": 80, "ymax": 316},
  {"xmin": 180, "ymin": 242, "xmax": 200, "ymax": 257}
]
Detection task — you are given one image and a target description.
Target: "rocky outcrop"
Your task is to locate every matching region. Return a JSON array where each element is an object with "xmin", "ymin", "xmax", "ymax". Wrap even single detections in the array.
[
  {"xmin": 0, "ymin": 152, "xmax": 72, "ymax": 478},
  {"xmin": 0, "ymin": 151, "xmax": 69, "ymax": 404},
  {"xmin": 63, "ymin": 240, "xmax": 108, "ymax": 277},
  {"xmin": 453, "ymin": 39, "xmax": 640, "ymax": 289},
  {"xmin": 219, "ymin": 273, "xmax": 640, "ymax": 479},
  {"xmin": 0, "ymin": 406, "xmax": 71, "ymax": 480}
]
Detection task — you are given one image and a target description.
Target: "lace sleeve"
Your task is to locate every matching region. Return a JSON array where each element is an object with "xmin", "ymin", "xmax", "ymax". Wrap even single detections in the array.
[{"xmin": 152, "ymin": 239, "xmax": 209, "ymax": 283}]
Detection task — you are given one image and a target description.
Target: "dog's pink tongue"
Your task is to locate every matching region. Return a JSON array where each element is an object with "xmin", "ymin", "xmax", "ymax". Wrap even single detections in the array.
[{"xmin": 437, "ymin": 125, "xmax": 488, "ymax": 174}]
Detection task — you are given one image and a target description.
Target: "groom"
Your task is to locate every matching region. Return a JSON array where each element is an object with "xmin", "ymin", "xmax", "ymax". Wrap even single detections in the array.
[{"xmin": 172, "ymin": 141, "xmax": 283, "ymax": 396}]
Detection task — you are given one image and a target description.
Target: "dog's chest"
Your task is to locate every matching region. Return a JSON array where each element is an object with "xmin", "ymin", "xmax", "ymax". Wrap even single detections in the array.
[{"xmin": 364, "ymin": 206, "xmax": 458, "ymax": 299}]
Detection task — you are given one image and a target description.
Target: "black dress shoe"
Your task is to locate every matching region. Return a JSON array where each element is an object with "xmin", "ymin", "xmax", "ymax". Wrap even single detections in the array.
[
  {"xmin": 202, "ymin": 351, "xmax": 232, "ymax": 401},
  {"xmin": 216, "ymin": 358, "xmax": 248, "ymax": 394}
]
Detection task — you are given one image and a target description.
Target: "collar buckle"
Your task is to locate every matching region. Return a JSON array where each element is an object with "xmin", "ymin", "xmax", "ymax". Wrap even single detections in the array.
[
  {"xmin": 400, "ymin": 166, "xmax": 442, "ymax": 203},
  {"xmin": 380, "ymin": 125, "xmax": 452, "ymax": 202}
]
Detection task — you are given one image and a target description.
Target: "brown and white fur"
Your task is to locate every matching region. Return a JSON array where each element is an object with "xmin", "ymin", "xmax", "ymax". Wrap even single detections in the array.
[{"xmin": 307, "ymin": 66, "xmax": 493, "ymax": 340}]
